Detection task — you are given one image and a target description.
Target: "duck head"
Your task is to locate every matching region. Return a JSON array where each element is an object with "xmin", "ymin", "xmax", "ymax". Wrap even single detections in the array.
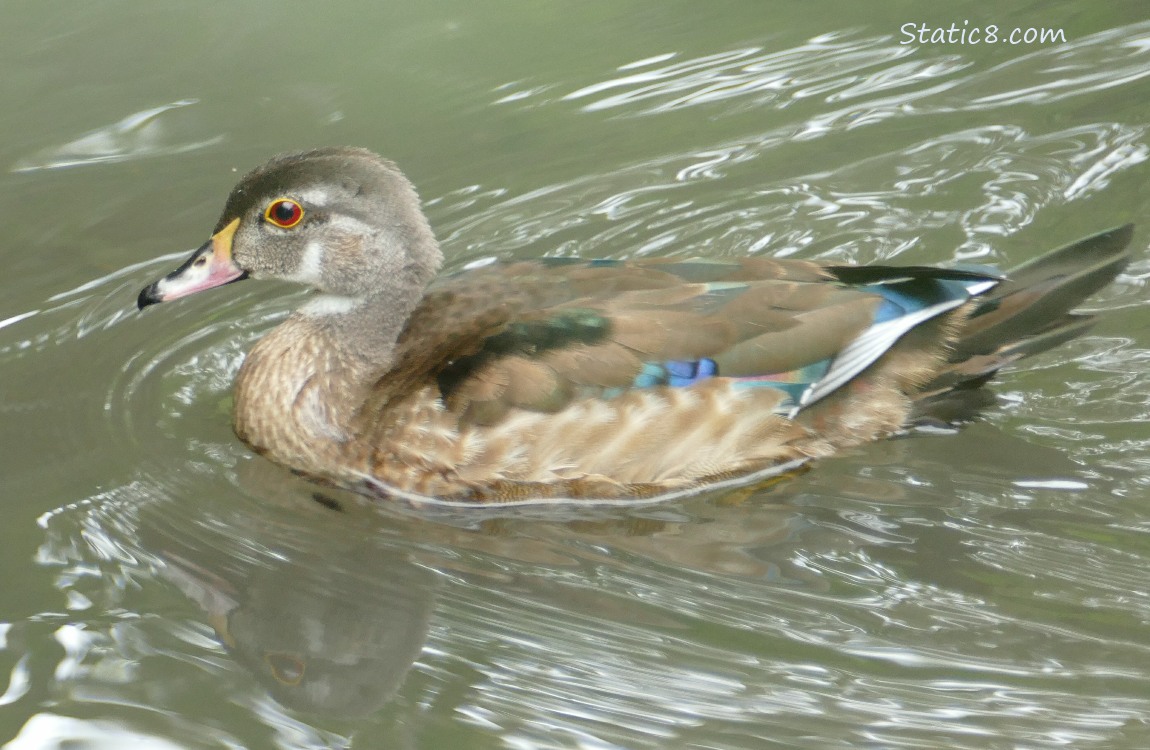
[{"xmin": 138, "ymin": 147, "xmax": 442, "ymax": 310}]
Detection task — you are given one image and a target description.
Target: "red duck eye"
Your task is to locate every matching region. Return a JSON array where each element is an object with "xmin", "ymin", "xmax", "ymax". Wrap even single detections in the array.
[{"xmin": 265, "ymin": 199, "xmax": 303, "ymax": 228}]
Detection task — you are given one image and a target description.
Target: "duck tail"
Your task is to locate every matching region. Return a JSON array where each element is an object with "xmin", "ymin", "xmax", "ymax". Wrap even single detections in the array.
[{"xmin": 912, "ymin": 224, "xmax": 1135, "ymax": 424}]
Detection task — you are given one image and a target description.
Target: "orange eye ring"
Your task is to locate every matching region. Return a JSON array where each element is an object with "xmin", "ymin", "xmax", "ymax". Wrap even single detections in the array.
[{"xmin": 264, "ymin": 198, "xmax": 304, "ymax": 228}]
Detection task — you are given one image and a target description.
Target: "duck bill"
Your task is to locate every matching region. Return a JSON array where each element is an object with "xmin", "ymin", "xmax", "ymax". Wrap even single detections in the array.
[{"xmin": 137, "ymin": 219, "xmax": 247, "ymax": 309}]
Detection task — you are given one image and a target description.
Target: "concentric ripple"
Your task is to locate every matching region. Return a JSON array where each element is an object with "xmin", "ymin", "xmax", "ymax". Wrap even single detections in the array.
[{"xmin": 3, "ymin": 10, "xmax": 1150, "ymax": 750}]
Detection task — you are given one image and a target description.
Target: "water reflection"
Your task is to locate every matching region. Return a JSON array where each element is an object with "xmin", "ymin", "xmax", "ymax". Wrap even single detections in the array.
[
  {"xmin": 152, "ymin": 516, "xmax": 435, "ymax": 718},
  {"xmin": 557, "ymin": 22, "xmax": 1150, "ymax": 122},
  {"xmin": 10, "ymin": 100, "xmax": 222, "ymax": 173},
  {"xmin": 27, "ymin": 472, "xmax": 438, "ymax": 745},
  {"xmin": 431, "ymin": 117, "xmax": 1148, "ymax": 275},
  {"xmin": 563, "ymin": 34, "xmax": 931, "ymax": 115}
]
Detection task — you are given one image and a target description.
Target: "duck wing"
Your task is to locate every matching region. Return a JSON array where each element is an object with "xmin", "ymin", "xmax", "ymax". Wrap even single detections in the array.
[{"xmin": 376, "ymin": 256, "xmax": 996, "ymax": 427}]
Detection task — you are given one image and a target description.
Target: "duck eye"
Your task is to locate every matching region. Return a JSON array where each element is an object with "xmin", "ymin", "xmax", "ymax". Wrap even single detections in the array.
[{"xmin": 264, "ymin": 199, "xmax": 303, "ymax": 229}]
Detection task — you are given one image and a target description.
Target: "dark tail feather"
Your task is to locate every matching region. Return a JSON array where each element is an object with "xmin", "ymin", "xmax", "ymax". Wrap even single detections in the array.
[
  {"xmin": 952, "ymin": 224, "xmax": 1133, "ymax": 360},
  {"xmin": 913, "ymin": 224, "xmax": 1134, "ymax": 422}
]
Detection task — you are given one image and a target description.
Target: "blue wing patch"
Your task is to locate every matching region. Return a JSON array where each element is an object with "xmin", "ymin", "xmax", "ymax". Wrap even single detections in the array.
[
  {"xmin": 629, "ymin": 358, "xmax": 720, "ymax": 390},
  {"xmin": 612, "ymin": 354, "xmax": 828, "ymax": 409}
]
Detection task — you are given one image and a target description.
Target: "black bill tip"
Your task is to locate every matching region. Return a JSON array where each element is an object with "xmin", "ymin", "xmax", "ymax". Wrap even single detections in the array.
[{"xmin": 137, "ymin": 282, "xmax": 162, "ymax": 310}]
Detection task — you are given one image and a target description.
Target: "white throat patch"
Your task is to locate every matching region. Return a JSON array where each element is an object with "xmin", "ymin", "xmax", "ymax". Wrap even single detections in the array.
[{"xmin": 301, "ymin": 294, "xmax": 363, "ymax": 317}]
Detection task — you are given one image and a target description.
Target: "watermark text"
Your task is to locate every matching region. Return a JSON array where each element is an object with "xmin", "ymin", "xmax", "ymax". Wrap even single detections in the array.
[{"xmin": 900, "ymin": 22, "xmax": 1066, "ymax": 45}]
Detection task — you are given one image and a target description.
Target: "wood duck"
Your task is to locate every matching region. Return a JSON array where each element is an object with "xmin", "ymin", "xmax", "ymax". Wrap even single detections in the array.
[{"xmin": 137, "ymin": 147, "xmax": 1134, "ymax": 504}]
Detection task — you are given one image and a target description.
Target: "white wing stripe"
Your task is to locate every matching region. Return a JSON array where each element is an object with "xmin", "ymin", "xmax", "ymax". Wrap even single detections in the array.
[{"xmin": 790, "ymin": 296, "xmax": 970, "ymax": 417}]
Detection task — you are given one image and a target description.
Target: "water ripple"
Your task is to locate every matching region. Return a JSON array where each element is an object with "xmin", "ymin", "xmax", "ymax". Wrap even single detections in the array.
[
  {"xmin": 432, "ymin": 119, "xmax": 1146, "ymax": 273},
  {"xmin": 10, "ymin": 100, "xmax": 223, "ymax": 173},
  {"xmin": 4, "ymin": 14, "xmax": 1150, "ymax": 748},
  {"xmin": 563, "ymin": 33, "xmax": 926, "ymax": 116}
]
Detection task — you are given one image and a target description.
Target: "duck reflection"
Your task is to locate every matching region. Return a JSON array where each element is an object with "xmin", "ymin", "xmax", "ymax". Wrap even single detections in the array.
[
  {"xmin": 139, "ymin": 457, "xmax": 823, "ymax": 719},
  {"xmin": 148, "ymin": 513, "xmax": 436, "ymax": 718},
  {"xmin": 141, "ymin": 417, "xmax": 1088, "ymax": 719}
]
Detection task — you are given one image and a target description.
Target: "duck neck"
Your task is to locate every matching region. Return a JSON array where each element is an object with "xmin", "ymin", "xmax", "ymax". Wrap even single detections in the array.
[
  {"xmin": 297, "ymin": 284, "xmax": 424, "ymax": 377},
  {"xmin": 299, "ymin": 225, "xmax": 442, "ymax": 373},
  {"xmin": 232, "ymin": 276, "xmax": 430, "ymax": 475}
]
